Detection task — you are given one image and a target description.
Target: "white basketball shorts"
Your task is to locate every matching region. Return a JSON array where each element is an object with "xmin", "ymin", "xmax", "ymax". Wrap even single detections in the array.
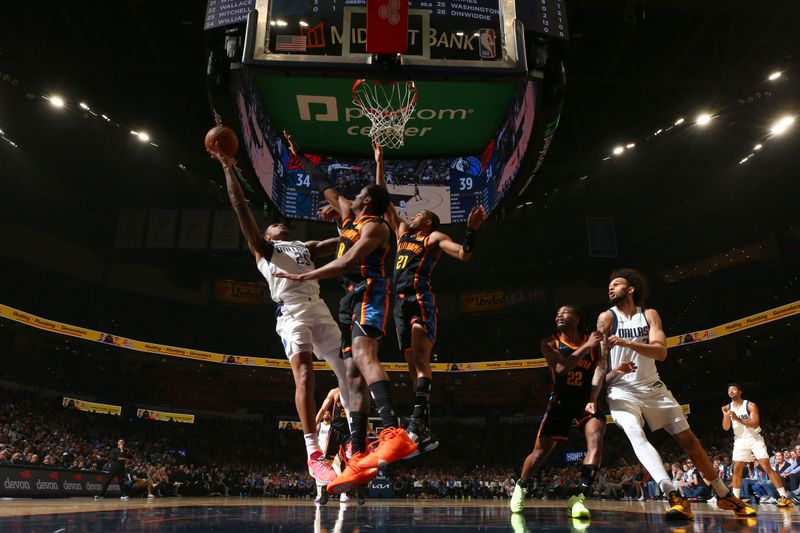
[
  {"xmin": 276, "ymin": 298, "xmax": 341, "ymax": 361},
  {"xmin": 608, "ymin": 381, "xmax": 690, "ymax": 435},
  {"xmin": 732, "ymin": 434, "xmax": 769, "ymax": 462}
]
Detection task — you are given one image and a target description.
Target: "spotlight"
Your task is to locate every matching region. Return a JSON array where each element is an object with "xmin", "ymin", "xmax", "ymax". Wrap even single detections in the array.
[
  {"xmin": 612, "ymin": 146, "xmax": 624, "ymax": 155},
  {"xmin": 456, "ymin": 32, "xmax": 464, "ymax": 36},
  {"xmin": 753, "ymin": 144, "xmax": 763, "ymax": 151},
  {"xmin": 79, "ymin": 102, "xmax": 89, "ymax": 110},
  {"xmin": 674, "ymin": 118, "xmax": 685, "ymax": 125},
  {"xmin": 49, "ymin": 96, "xmax": 65, "ymax": 108},
  {"xmin": 770, "ymin": 115, "xmax": 794, "ymax": 136},
  {"xmin": 137, "ymin": 132, "xmax": 150, "ymax": 142},
  {"xmin": 626, "ymin": 143, "xmax": 635, "ymax": 149},
  {"xmin": 276, "ymin": 20, "xmax": 288, "ymax": 26},
  {"xmin": 299, "ymin": 20, "xmax": 308, "ymax": 27},
  {"xmin": 695, "ymin": 113, "xmax": 712, "ymax": 126},
  {"xmin": 768, "ymin": 71, "xmax": 782, "ymax": 81}
]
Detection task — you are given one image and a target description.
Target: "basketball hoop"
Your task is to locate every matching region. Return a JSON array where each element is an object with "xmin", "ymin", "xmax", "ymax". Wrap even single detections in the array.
[{"xmin": 352, "ymin": 79, "xmax": 418, "ymax": 149}]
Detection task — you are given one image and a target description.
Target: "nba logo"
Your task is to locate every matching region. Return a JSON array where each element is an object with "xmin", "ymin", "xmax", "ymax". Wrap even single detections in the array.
[{"xmin": 479, "ymin": 29, "xmax": 496, "ymax": 59}]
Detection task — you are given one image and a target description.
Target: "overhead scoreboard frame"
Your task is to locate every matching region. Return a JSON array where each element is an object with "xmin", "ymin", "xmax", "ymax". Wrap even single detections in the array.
[{"xmin": 244, "ymin": 0, "xmax": 528, "ymax": 77}]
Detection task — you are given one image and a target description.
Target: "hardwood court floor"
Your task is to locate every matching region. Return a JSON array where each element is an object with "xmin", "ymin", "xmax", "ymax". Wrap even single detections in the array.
[{"xmin": 0, "ymin": 497, "xmax": 796, "ymax": 532}]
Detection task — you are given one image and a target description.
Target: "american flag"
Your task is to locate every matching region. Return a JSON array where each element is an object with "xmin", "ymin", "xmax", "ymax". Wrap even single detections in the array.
[{"xmin": 275, "ymin": 35, "xmax": 307, "ymax": 52}]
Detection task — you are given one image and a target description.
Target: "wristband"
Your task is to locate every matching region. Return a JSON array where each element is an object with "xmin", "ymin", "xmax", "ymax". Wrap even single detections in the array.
[{"xmin": 463, "ymin": 228, "xmax": 477, "ymax": 253}]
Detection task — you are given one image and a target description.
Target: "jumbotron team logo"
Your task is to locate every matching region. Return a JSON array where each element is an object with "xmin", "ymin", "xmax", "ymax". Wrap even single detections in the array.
[{"xmin": 378, "ymin": 0, "xmax": 402, "ymax": 25}]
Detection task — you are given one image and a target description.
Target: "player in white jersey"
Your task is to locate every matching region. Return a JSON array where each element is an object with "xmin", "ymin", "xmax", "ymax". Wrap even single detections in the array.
[
  {"xmin": 209, "ymin": 142, "xmax": 349, "ymax": 488},
  {"xmin": 722, "ymin": 383, "xmax": 793, "ymax": 507},
  {"xmin": 597, "ymin": 269, "xmax": 756, "ymax": 520}
]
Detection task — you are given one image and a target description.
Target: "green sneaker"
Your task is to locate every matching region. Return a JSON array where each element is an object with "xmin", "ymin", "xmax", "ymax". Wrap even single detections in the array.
[
  {"xmin": 510, "ymin": 482, "xmax": 528, "ymax": 513},
  {"xmin": 567, "ymin": 494, "xmax": 591, "ymax": 519},
  {"xmin": 510, "ymin": 512, "xmax": 528, "ymax": 533}
]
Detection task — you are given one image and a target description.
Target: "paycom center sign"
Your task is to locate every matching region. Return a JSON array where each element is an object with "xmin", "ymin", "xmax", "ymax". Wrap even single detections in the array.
[{"xmin": 254, "ymin": 76, "xmax": 517, "ymax": 157}]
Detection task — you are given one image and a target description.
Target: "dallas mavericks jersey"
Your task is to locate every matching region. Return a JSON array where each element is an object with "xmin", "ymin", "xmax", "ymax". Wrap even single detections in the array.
[
  {"xmin": 606, "ymin": 306, "xmax": 661, "ymax": 391},
  {"xmin": 394, "ymin": 231, "xmax": 440, "ymax": 295},
  {"xmin": 256, "ymin": 240, "xmax": 320, "ymax": 304},
  {"xmin": 730, "ymin": 400, "xmax": 761, "ymax": 438}
]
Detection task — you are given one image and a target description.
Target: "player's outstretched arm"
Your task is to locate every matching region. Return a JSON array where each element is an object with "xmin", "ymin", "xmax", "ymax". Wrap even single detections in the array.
[
  {"xmin": 433, "ymin": 206, "xmax": 487, "ymax": 261},
  {"xmin": 209, "ymin": 142, "xmax": 270, "ymax": 262},
  {"xmin": 607, "ymin": 308, "xmax": 668, "ymax": 361},
  {"xmin": 306, "ymin": 236, "xmax": 341, "ymax": 261},
  {"xmin": 315, "ymin": 388, "xmax": 338, "ymax": 426},
  {"xmin": 372, "ymin": 142, "xmax": 406, "ymax": 236},
  {"xmin": 284, "ymin": 130, "xmax": 353, "ymax": 219},
  {"xmin": 587, "ymin": 346, "xmax": 608, "ymax": 413},
  {"xmin": 540, "ymin": 332, "xmax": 602, "ymax": 375},
  {"xmin": 275, "ymin": 221, "xmax": 389, "ymax": 282}
]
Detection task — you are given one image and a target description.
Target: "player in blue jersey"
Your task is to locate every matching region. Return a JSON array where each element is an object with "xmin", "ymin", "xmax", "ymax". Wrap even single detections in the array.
[
  {"xmin": 374, "ymin": 143, "xmax": 486, "ymax": 454},
  {"xmin": 278, "ymin": 132, "xmax": 430, "ymax": 495}
]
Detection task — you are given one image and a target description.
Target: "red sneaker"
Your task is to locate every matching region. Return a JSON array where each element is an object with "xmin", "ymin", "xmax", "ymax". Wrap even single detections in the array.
[
  {"xmin": 363, "ymin": 427, "xmax": 418, "ymax": 468},
  {"xmin": 326, "ymin": 452, "xmax": 378, "ymax": 495}
]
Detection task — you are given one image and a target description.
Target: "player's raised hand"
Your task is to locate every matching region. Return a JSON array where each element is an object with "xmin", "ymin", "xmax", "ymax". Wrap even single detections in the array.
[
  {"xmin": 614, "ymin": 361, "xmax": 637, "ymax": 375},
  {"xmin": 283, "ymin": 130, "xmax": 300, "ymax": 157},
  {"xmin": 467, "ymin": 205, "xmax": 487, "ymax": 230},
  {"xmin": 373, "ymin": 141, "xmax": 384, "ymax": 164},
  {"xmin": 274, "ymin": 271, "xmax": 305, "ymax": 282},
  {"xmin": 721, "ymin": 405, "xmax": 730, "ymax": 415},
  {"xmin": 208, "ymin": 141, "xmax": 235, "ymax": 168}
]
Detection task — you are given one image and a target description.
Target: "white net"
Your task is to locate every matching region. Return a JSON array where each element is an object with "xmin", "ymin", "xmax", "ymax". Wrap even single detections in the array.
[{"xmin": 352, "ymin": 80, "xmax": 418, "ymax": 149}]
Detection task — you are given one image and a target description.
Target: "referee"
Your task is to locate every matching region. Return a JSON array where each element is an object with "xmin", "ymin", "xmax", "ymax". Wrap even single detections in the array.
[{"xmin": 96, "ymin": 439, "xmax": 131, "ymax": 499}]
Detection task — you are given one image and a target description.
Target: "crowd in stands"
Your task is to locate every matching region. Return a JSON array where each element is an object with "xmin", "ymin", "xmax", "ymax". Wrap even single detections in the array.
[{"xmin": 2, "ymin": 384, "xmax": 799, "ymax": 504}]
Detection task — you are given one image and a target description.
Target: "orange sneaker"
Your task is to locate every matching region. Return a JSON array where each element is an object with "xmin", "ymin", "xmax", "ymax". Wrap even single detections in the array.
[
  {"xmin": 326, "ymin": 451, "xmax": 378, "ymax": 495},
  {"xmin": 365, "ymin": 427, "xmax": 418, "ymax": 468}
]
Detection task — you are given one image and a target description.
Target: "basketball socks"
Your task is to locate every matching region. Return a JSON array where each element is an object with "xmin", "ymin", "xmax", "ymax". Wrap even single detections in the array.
[
  {"xmin": 412, "ymin": 376, "xmax": 431, "ymax": 422},
  {"xmin": 777, "ymin": 486, "xmax": 788, "ymax": 498},
  {"xmin": 349, "ymin": 412, "xmax": 368, "ymax": 454},
  {"xmin": 658, "ymin": 479, "xmax": 677, "ymax": 496},
  {"xmin": 732, "ymin": 488, "xmax": 741, "ymax": 498},
  {"xmin": 304, "ymin": 433, "xmax": 322, "ymax": 459},
  {"xmin": 578, "ymin": 464, "xmax": 598, "ymax": 496},
  {"xmin": 369, "ymin": 380, "xmax": 400, "ymax": 429},
  {"xmin": 710, "ymin": 478, "xmax": 730, "ymax": 497}
]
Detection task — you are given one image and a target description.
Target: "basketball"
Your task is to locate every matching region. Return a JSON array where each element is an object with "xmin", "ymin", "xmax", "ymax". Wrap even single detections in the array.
[{"xmin": 204, "ymin": 126, "xmax": 238, "ymax": 157}]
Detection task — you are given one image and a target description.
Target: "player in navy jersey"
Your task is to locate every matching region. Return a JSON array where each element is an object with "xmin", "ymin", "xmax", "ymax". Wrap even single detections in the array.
[
  {"xmin": 374, "ymin": 143, "xmax": 486, "ymax": 454},
  {"xmin": 278, "ymin": 133, "xmax": 428, "ymax": 495},
  {"xmin": 510, "ymin": 306, "xmax": 605, "ymax": 519}
]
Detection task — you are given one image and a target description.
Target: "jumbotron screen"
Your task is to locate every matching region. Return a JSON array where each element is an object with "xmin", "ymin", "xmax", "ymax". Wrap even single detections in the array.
[{"xmin": 233, "ymin": 71, "xmax": 536, "ymax": 224}]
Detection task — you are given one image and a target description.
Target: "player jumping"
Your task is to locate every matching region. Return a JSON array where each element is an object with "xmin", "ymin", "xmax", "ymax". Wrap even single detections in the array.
[
  {"xmin": 374, "ymin": 143, "xmax": 486, "ymax": 452},
  {"xmin": 598, "ymin": 269, "xmax": 756, "ymax": 520},
  {"xmin": 510, "ymin": 306, "xmax": 605, "ymax": 520},
  {"xmin": 209, "ymin": 142, "xmax": 350, "ymax": 489},
  {"xmin": 279, "ymin": 131, "xmax": 430, "ymax": 495}
]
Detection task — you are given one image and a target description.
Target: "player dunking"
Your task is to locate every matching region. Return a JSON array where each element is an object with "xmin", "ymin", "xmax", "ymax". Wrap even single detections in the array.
[
  {"xmin": 723, "ymin": 383, "xmax": 793, "ymax": 507},
  {"xmin": 280, "ymin": 132, "xmax": 427, "ymax": 495},
  {"xmin": 209, "ymin": 143, "xmax": 350, "ymax": 488},
  {"xmin": 510, "ymin": 306, "xmax": 605, "ymax": 519},
  {"xmin": 374, "ymin": 143, "xmax": 486, "ymax": 452},
  {"xmin": 598, "ymin": 269, "xmax": 756, "ymax": 519}
]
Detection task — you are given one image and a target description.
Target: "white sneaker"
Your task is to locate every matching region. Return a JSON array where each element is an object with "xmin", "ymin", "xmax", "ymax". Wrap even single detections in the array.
[
  {"xmin": 94, "ymin": 495, "xmax": 103, "ymax": 500},
  {"xmin": 340, "ymin": 493, "xmax": 350, "ymax": 502},
  {"xmin": 707, "ymin": 496, "xmax": 717, "ymax": 504},
  {"xmin": 120, "ymin": 496, "xmax": 129, "ymax": 500},
  {"xmin": 147, "ymin": 494, "xmax": 155, "ymax": 498}
]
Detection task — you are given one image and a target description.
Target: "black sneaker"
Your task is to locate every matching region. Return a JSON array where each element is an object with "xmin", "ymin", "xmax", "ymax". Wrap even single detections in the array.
[{"xmin": 404, "ymin": 417, "xmax": 439, "ymax": 458}]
